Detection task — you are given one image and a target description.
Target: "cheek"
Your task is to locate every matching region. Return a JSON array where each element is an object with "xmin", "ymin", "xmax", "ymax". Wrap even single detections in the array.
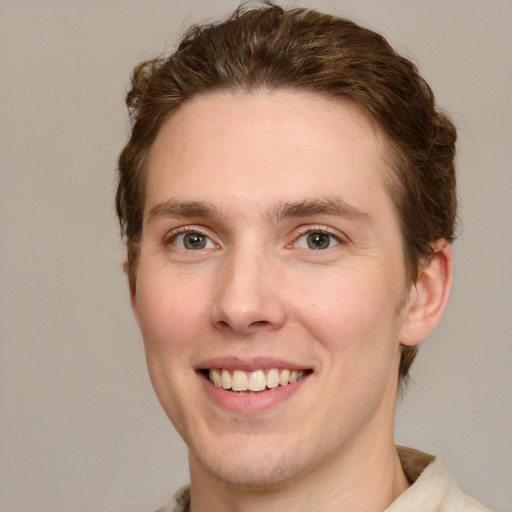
[
  {"xmin": 134, "ymin": 271, "xmax": 210, "ymax": 353},
  {"xmin": 290, "ymin": 269, "xmax": 402, "ymax": 358},
  {"xmin": 133, "ymin": 271, "xmax": 209, "ymax": 429}
]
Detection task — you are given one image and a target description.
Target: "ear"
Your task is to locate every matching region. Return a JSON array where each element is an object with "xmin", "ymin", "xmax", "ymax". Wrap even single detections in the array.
[{"xmin": 399, "ymin": 241, "xmax": 453, "ymax": 347}]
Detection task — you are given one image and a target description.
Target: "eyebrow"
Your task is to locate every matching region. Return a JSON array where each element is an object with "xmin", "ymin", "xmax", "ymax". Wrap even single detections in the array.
[
  {"xmin": 146, "ymin": 196, "xmax": 372, "ymax": 225},
  {"xmin": 270, "ymin": 197, "xmax": 373, "ymax": 224},
  {"xmin": 146, "ymin": 199, "xmax": 222, "ymax": 224}
]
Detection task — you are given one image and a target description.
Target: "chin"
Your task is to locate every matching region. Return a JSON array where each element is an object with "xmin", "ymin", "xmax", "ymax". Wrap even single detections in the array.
[
  {"xmin": 188, "ymin": 434, "xmax": 317, "ymax": 491},
  {"xmin": 194, "ymin": 451, "xmax": 309, "ymax": 490}
]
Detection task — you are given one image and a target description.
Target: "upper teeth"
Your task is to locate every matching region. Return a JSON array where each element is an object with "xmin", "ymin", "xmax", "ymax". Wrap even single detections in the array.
[{"xmin": 208, "ymin": 368, "xmax": 305, "ymax": 392}]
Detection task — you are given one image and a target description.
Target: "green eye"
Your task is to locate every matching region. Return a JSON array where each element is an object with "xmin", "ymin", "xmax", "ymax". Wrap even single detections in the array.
[
  {"xmin": 171, "ymin": 232, "xmax": 215, "ymax": 250},
  {"xmin": 294, "ymin": 231, "xmax": 340, "ymax": 250}
]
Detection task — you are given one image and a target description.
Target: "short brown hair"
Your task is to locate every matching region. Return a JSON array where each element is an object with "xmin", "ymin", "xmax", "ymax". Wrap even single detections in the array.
[{"xmin": 116, "ymin": 3, "xmax": 457, "ymax": 381}]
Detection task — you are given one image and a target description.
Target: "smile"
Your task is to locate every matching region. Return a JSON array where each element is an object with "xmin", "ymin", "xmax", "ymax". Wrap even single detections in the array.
[{"xmin": 207, "ymin": 368, "xmax": 309, "ymax": 392}]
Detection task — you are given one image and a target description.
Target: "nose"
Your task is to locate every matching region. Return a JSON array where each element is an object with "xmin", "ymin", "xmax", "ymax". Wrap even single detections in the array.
[{"xmin": 210, "ymin": 248, "xmax": 286, "ymax": 336}]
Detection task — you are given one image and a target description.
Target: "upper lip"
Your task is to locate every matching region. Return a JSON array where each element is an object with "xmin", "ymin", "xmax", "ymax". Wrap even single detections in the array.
[{"xmin": 196, "ymin": 356, "xmax": 311, "ymax": 371}]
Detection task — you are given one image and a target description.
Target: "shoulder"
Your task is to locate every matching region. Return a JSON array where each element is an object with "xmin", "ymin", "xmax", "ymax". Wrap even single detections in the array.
[
  {"xmin": 153, "ymin": 485, "xmax": 190, "ymax": 512},
  {"xmin": 387, "ymin": 446, "xmax": 490, "ymax": 512}
]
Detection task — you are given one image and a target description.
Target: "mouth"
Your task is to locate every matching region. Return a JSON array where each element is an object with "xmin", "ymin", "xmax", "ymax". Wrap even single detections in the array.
[{"xmin": 202, "ymin": 368, "xmax": 312, "ymax": 393}]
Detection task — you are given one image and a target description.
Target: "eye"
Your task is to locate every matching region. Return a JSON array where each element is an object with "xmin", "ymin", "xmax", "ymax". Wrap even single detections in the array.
[
  {"xmin": 170, "ymin": 231, "xmax": 216, "ymax": 250},
  {"xmin": 294, "ymin": 231, "xmax": 340, "ymax": 250}
]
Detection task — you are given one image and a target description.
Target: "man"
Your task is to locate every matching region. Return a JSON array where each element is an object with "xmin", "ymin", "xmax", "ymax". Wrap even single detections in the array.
[{"xmin": 116, "ymin": 4, "xmax": 489, "ymax": 511}]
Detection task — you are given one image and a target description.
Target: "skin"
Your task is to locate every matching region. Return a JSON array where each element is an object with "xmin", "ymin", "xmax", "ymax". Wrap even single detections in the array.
[{"xmin": 131, "ymin": 90, "xmax": 452, "ymax": 512}]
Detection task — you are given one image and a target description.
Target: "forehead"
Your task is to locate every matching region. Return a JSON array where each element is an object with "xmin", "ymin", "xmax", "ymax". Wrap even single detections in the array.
[{"xmin": 144, "ymin": 89, "xmax": 392, "ymax": 218}]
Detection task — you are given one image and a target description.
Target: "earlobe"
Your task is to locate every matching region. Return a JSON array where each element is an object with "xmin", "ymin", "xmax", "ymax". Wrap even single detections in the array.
[{"xmin": 399, "ymin": 241, "xmax": 453, "ymax": 347}]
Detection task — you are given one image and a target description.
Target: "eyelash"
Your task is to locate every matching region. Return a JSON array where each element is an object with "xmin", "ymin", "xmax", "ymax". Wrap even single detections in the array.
[
  {"xmin": 163, "ymin": 225, "xmax": 346, "ymax": 251},
  {"xmin": 164, "ymin": 226, "xmax": 216, "ymax": 249},
  {"xmin": 290, "ymin": 226, "xmax": 345, "ymax": 250}
]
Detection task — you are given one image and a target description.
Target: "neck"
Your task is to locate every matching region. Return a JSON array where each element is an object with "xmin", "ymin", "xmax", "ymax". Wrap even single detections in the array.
[{"xmin": 188, "ymin": 438, "xmax": 410, "ymax": 512}]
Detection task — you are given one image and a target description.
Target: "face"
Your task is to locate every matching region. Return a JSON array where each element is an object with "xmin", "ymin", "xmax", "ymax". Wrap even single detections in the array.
[{"xmin": 132, "ymin": 90, "xmax": 417, "ymax": 489}]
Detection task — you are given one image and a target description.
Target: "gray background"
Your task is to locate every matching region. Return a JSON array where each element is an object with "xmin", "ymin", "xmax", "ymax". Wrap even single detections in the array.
[{"xmin": 1, "ymin": 1, "xmax": 510, "ymax": 511}]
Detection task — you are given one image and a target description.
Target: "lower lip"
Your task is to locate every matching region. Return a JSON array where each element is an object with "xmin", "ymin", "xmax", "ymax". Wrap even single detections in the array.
[{"xmin": 199, "ymin": 373, "xmax": 310, "ymax": 413}]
